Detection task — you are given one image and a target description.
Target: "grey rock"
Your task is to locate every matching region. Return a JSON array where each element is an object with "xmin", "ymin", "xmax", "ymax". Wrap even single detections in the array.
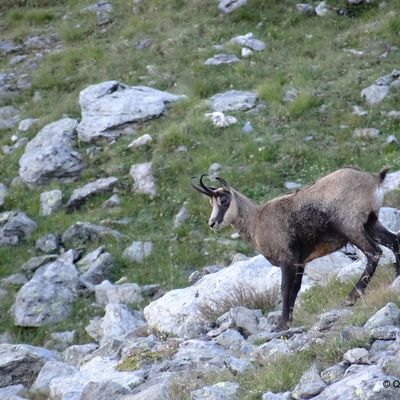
[
  {"xmin": 81, "ymin": 381, "xmax": 130, "ymax": 400},
  {"xmin": 315, "ymin": 1, "xmax": 329, "ymax": 16},
  {"xmin": 242, "ymin": 121, "xmax": 253, "ymax": 133},
  {"xmin": 352, "ymin": 105, "xmax": 368, "ymax": 116},
  {"xmin": 343, "ymin": 348, "xmax": 369, "ymax": 364},
  {"xmin": 0, "ymin": 331, "xmax": 13, "ymax": 344},
  {"xmin": 391, "ymin": 276, "xmax": 400, "ymax": 292},
  {"xmin": 283, "ymin": 88, "xmax": 299, "ymax": 103},
  {"xmin": 296, "ymin": 4, "xmax": 315, "ymax": 15},
  {"xmin": 209, "ymin": 90, "xmax": 257, "ymax": 112},
  {"xmin": 128, "ymin": 133, "xmax": 153, "ymax": 149},
  {"xmin": 66, "ymin": 177, "xmax": 118, "ymax": 210},
  {"xmin": 228, "ymin": 306, "xmax": 262, "ymax": 337},
  {"xmin": 213, "ymin": 329, "xmax": 252, "ymax": 356},
  {"xmin": 0, "ymin": 183, "xmax": 7, "ymax": 208},
  {"xmin": 32, "ymin": 360, "xmax": 77, "ymax": 392},
  {"xmin": 144, "ymin": 255, "xmax": 284, "ymax": 339},
  {"xmin": 0, "ymin": 40, "xmax": 21, "ymax": 54},
  {"xmin": 35, "ymin": 234, "xmax": 62, "ymax": 254},
  {"xmin": 292, "ymin": 364, "xmax": 326, "ymax": 399},
  {"xmin": 226, "ymin": 356, "xmax": 254, "ymax": 374},
  {"xmin": 45, "ymin": 331, "xmax": 76, "ymax": 351},
  {"xmin": 18, "ymin": 118, "xmax": 39, "ymax": 132},
  {"xmin": 387, "ymin": 110, "xmax": 400, "ymax": 120},
  {"xmin": 173, "ymin": 205, "xmax": 189, "ymax": 229},
  {"xmin": 312, "ymin": 365, "xmax": 398, "ymax": 400},
  {"xmin": 24, "ymin": 35, "xmax": 57, "ymax": 50},
  {"xmin": 353, "ymin": 128, "xmax": 380, "ymax": 139},
  {"xmin": 62, "ymin": 221, "xmax": 124, "ymax": 248},
  {"xmin": 19, "ymin": 118, "xmax": 83, "ymax": 185},
  {"xmin": 11, "ymin": 251, "xmax": 79, "ymax": 327},
  {"xmin": 230, "ymin": 33, "xmax": 266, "ymax": 51},
  {"xmin": 123, "ymin": 241, "xmax": 153, "ymax": 263},
  {"xmin": 340, "ymin": 325, "xmax": 366, "ymax": 342},
  {"xmin": 49, "ymin": 356, "xmax": 144, "ymax": 400},
  {"xmin": 39, "ymin": 190, "xmax": 63, "ymax": 216},
  {"xmin": 0, "ymin": 211, "xmax": 37, "ymax": 246},
  {"xmin": 369, "ymin": 326, "xmax": 400, "ymax": 340},
  {"xmin": 2, "ymin": 137, "xmax": 29, "ymax": 155},
  {"xmin": 0, "ymin": 384, "xmax": 25, "ymax": 399},
  {"xmin": 321, "ymin": 362, "xmax": 349, "ymax": 384},
  {"xmin": 130, "ymin": 162, "xmax": 156, "ymax": 197},
  {"xmin": 77, "ymin": 81, "xmax": 186, "ymax": 143},
  {"xmin": 0, "ymin": 72, "xmax": 18, "ymax": 101},
  {"xmin": 311, "ymin": 309, "xmax": 353, "ymax": 332},
  {"xmin": 284, "ymin": 181, "xmax": 302, "ymax": 190},
  {"xmin": 204, "ymin": 54, "xmax": 240, "ymax": 65},
  {"xmin": 95, "ymin": 280, "xmax": 143, "ymax": 305},
  {"xmin": 1, "ymin": 273, "xmax": 28, "ymax": 289},
  {"xmin": 208, "ymin": 162, "xmax": 222, "ymax": 179},
  {"xmin": 218, "ymin": 0, "xmax": 247, "ymax": 14},
  {"xmin": 0, "ymin": 106, "xmax": 20, "ymax": 130},
  {"xmin": 0, "ymin": 344, "xmax": 58, "ymax": 388},
  {"xmin": 361, "ymin": 84, "xmax": 389, "ymax": 105},
  {"xmin": 378, "ymin": 207, "xmax": 400, "ymax": 232},
  {"xmin": 124, "ymin": 379, "xmax": 170, "ymax": 400},
  {"xmin": 262, "ymin": 392, "xmax": 292, "ymax": 400},
  {"xmin": 20, "ymin": 255, "xmax": 57, "ymax": 273},
  {"xmin": 78, "ymin": 247, "xmax": 114, "ymax": 290},
  {"xmin": 191, "ymin": 381, "xmax": 240, "ymax": 399},
  {"xmin": 81, "ymin": 2, "xmax": 112, "ymax": 13},
  {"xmin": 86, "ymin": 304, "xmax": 147, "ymax": 344},
  {"xmin": 364, "ymin": 303, "xmax": 400, "ymax": 331},
  {"xmin": 137, "ymin": 38, "xmax": 152, "ymax": 49},
  {"xmin": 62, "ymin": 343, "xmax": 98, "ymax": 367},
  {"xmin": 102, "ymin": 194, "xmax": 121, "ymax": 208}
]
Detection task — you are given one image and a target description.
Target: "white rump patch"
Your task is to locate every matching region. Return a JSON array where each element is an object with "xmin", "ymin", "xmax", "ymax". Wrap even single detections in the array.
[{"xmin": 372, "ymin": 187, "xmax": 384, "ymax": 212}]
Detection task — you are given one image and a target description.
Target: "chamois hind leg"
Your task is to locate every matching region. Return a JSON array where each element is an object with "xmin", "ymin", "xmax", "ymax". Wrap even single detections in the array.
[
  {"xmin": 288, "ymin": 264, "xmax": 305, "ymax": 323},
  {"xmin": 365, "ymin": 214, "xmax": 400, "ymax": 277},
  {"xmin": 344, "ymin": 227, "xmax": 382, "ymax": 306}
]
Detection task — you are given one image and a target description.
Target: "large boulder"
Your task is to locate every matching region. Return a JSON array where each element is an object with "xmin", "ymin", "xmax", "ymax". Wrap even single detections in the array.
[
  {"xmin": 18, "ymin": 118, "xmax": 83, "ymax": 185},
  {"xmin": 11, "ymin": 250, "xmax": 79, "ymax": 327},
  {"xmin": 143, "ymin": 255, "xmax": 286, "ymax": 338},
  {"xmin": 77, "ymin": 81, "xmax": 186, "ymax": 143},
  {"xmin": 0, "ymin": 344, "xmax": 58, "ymax": 388},
  {"xmin": 0, "ymin": 211, "xmax": 36, "ymax": 246}
]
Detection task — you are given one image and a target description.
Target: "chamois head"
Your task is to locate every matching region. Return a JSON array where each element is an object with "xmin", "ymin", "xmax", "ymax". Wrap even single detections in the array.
[{"xmin": 191, "ymin": 174, "xmax": 238, "ymax": 230}]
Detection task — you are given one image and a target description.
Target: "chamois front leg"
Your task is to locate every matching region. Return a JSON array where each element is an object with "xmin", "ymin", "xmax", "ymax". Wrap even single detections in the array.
[{"xmin": 275, "ymin": 264, "xmax": 297, "ymax": 331}]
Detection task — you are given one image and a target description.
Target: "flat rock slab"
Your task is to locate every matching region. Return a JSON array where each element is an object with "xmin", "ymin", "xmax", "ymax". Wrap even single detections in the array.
[
  {"xmin": 209, "ymin": 90, "xmax": 257, "ymax": 112},
  {"xmin": 77, "ymin": 81, "xmax": 186, "ymax": 143},
  {"xmin": 18, "ymin": 118, "xmax": 83, "ymax": 186},
  {"xmin": 0, "ymin": 344, "xmax": 58, "ymax": 388},
  {"xmin": 0, "ymin": 211, "xmax": 37, "ymax": 246},
  {"xmin": 66, "ymin": 177, "xmax": 118, "ymax": 211}
]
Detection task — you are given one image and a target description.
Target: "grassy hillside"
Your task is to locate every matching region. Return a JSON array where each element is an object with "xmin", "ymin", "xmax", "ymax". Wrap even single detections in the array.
[{"xmin": 1, "ymin": 0, "xmax": 400, "ymax": 343}]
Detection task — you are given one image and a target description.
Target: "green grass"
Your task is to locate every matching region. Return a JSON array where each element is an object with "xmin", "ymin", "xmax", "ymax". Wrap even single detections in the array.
[{"xmin": 1, "ymin": 0, "xmax": 400, "ymax": 350}]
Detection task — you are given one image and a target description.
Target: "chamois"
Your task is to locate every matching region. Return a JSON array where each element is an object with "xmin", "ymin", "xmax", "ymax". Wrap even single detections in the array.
[{"xmin": 192, "ymin": 167, "xmax": 400, "ymax": 331}]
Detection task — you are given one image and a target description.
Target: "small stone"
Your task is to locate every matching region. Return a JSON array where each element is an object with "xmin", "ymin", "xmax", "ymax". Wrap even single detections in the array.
[
  {"xmin": 283, "ymin": 88, "xmax": 299, "ymax": 103},
  {"xmin": 292, "ymin": 363, "xmax": 326, "ymax": 399},
  {"xmin": 94, "ymin": 280, "xmax": 143, "ymax": 305},
  {"xmin": 40, "ymin": 190, "xmax": 63, "ymax": 216},
  {"xmin": 344, "ymin": 49, "xmax": 364, "ymax": 57},
  {"xmin": 1, "ymin": 273, "xmax": 28, "ymax": 289},
  {"xmin": 315, "ymin": 1, "xmax": 329, "ymax": 16},
  {"xmin": 218, "ymin": 0, "xmax": 247, "ymax": 14},
  {"xmin": 191, "ymin": 381, "xmax": 240, "ymax": 399},
  {"xmin": 352, "ymin": 105, "xmax": 368, "ymax": 116},
  {"xmin": 364, "ymin": 303, "xmax": 400, "ymax": 331},
  {"xmin": 130, "ymin": 162, "xmax": 156, "ymax": 197},
  {"xmin": 385, "ymin": 135, "xmax": 399, "ymax": 146},
  {"xmin": 122, "ymin": 241, "xmax": 153, "ymax": 263},
  {"xmin": 35, "ymin": 234, "xmax": 62, "ymax": 254},
  {"xmin": 391, "ymin": 276, "xmax": 400, "ymax": 292},
  {"xmin": 208, "ymin": 163, "xmax": 222, "ymax": 179},
  {"xmin": 241, "ymin": 47, "xmax": 253, "ymax": 58},
  {"xmin": 284, "ymin": 181, "xmax": 302, "ymax": 190},
  {"xmin": 242, "ymin": 121, "xmax": 253, "ymax": 133},
  {"xmin": 230, "ymin": 33, "xmax": 266, "ymax": 51},
  {"xmin": 343, "ymin": 347, "xmax": 369, "ymax": 364},
  {"xmin": 387, "ymin": 111, "xmax": 400, "ymax": 120},
  {"xmin": 361, "ymin": 84, "xmax": 389, "ymax": 105},
  {"xmin": 0, "ymin": 183, "xmax": 8, "ymax": 208},
  {"xmin": 321, "ymin": 361, "xmax": 349, "ymax": 384},
  {"xmin": 0, "ymin": 106, "xmax": 20, "ymax": 129},
  {"xmin": 296, "ymin": 4, "xmax": 315, "ymax": 15},
  {"xmin": 352, "ymin": 128, "xmax": 380, "ymax": 139},
  {"xmin": 205, "ymin": 112, "xmax": 237, "ymax": 128},
  {"xmin": 102, "ymin": 194, "xmax": 121, "ymax": 208},
  {"xmin": 128, "ymin": 133, "xmax": 153, "ymax": 149},
  {"xmin": 0, "ymin": 211, "xmax": 37, "ymax": 246},
  {"xmin": 18, "ymin": 118, "xmax": 39, "ymax": 132},
  {"xmin": 209, "ymin": 90, "xmax": 257, "ymax": 112},
  {"xmin": 205, "ymin": 54, "xmax": 240, "ymax": 65},
  {"xmin": 173, "ymin": 205, "xmax": 189, "ymax": 229},
  {"xmin": 262, "ymin": 392, "xmax": 292, "ymax": 400}
]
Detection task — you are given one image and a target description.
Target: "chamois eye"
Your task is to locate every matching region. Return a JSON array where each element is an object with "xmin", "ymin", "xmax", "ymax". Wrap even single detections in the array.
[{"xmin": 220, "ymin": 197, "xmax": 229, "ymax": 206}]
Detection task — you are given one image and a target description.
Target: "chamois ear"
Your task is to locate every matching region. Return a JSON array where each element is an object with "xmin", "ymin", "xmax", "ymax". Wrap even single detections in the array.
[
  {"xmin": 215, "ymin": 177, "xmax": 230, "ymax": 191},
  {"xmin": 191, "ymin": 174, "xmax": 216, "ymax": 197}
]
